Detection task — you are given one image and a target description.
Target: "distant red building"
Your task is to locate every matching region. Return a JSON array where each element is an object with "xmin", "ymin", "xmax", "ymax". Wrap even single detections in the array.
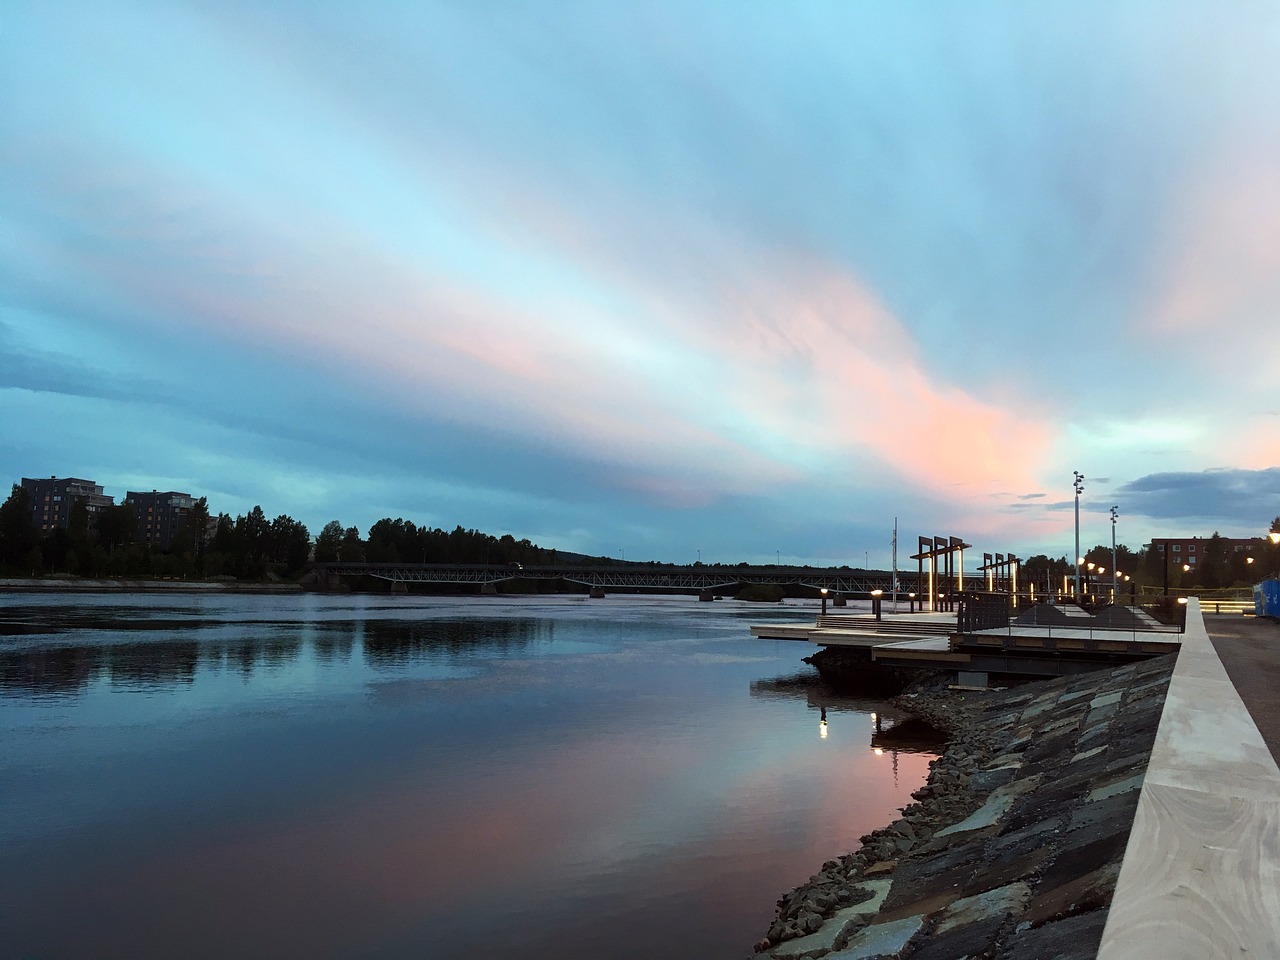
[{"xmin": 1146, "ymin": 536, "xmax": 1263, "ymax": 568}]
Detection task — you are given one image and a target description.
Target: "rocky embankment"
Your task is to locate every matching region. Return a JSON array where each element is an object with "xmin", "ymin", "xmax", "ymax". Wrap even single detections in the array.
[{"xmin": 753, "ymin": 655, "xmax": 1174, "ymax": 960}]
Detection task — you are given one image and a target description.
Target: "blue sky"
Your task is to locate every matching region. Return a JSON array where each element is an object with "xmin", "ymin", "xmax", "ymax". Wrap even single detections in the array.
[{"xmin": 3, "ymin": 1, "xmax": 1279, "ymax": 565}]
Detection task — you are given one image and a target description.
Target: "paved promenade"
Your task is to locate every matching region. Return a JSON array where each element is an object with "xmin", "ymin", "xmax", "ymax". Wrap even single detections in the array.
[
  {"xmin": 1205, "ymin": 612, "xmax": 1280, "ymax": 762},
  {"xmin": 1098, "ymin": 601, "xmax": 1280, "ymax": 959}
]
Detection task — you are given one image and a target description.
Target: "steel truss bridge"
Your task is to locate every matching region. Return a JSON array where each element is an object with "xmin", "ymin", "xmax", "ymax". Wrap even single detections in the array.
[{"xmin": 311, "ymin": 562, "xmax": 913, "ymax": 594}]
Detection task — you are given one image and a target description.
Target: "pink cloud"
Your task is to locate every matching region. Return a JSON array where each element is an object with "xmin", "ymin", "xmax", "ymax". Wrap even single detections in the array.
[{"xmin": 1147, "ymin": 150, "xmax": 1280, "ymax": 348}]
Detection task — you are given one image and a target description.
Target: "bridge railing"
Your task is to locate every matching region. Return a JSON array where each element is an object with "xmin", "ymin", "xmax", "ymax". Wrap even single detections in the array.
[{"xmin": 310, "ymin": 562, "xmax": 909, "ymax": 594}]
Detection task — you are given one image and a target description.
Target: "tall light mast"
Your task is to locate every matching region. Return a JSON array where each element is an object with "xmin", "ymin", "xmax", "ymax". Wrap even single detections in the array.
[{"xmin": 1073, "ymin": 471, "xmax": 1085, "ymax": 601}]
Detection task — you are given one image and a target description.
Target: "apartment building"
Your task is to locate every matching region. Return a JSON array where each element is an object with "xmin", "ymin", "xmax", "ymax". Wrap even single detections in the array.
[
  {"xmin": 20, "ymin": 476, "xmax": 115, "ymax": 533},
  {"xmin": 1146, "ymin": 536, "xmax": 1263, "ymax": 567},
  {"xmin": 124, "ymin": 490, "xmax": 197, "ymax": 550}
]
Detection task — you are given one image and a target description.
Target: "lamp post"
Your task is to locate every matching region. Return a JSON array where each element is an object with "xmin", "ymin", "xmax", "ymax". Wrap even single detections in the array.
[
  {"xmin": 820, "ymin": 587, "xmax": 828, "ymax": 617},
  {"xmin": 1271, "ymin": 532, "xmax": 1280, "ymax": 577},
  {"xmin": 1073, "ymin": 471, "xmax": 1085, "ymax": 601},
  {"xmin": 1110, "ymin": 506, "xmax": 1119, "ymax": 601}
]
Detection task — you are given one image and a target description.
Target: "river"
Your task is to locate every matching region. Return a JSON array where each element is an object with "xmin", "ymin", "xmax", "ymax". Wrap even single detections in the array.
[{"xmin": 0, "ymin": 592, "xmax": 935, "ymax": 959}]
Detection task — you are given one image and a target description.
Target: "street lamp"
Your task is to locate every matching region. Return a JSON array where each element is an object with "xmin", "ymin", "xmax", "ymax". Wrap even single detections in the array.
[
  {"xmin": 1073, "ymin": 471, "xmax": 1085, "ymax": 600},
  {"xmin": 820, "ymin": 587, "xmax": 828, "ymax": 617},
  {"xmin": 1110, "ymin": 506, "xmax": 1119, "ymax": 600}
]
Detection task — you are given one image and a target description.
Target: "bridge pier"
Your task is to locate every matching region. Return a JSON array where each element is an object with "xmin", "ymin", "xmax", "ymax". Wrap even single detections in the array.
[
  {"xmin": 833, "ymin": 595, "xmax": 847, "ymax": 607},
  {"xmin": 699, "ymin": 590, "xmax": 714, "ymax": 602},
  {"xmin": 390, "ymin": 580, "xmax": 408, "ymax": 595},
  {"xmin": 481, "ymin": 582, "xmax": 499, "ymax": 595},
  {"xmin": 589, "ymin": 587, "xmax": 606, "ymax": 599}
]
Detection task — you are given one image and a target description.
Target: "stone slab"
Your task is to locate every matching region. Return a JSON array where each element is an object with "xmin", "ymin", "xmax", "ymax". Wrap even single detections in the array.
[{"xmin": 828, "ymin": 914, "xmax": 925, "ymax": 960}]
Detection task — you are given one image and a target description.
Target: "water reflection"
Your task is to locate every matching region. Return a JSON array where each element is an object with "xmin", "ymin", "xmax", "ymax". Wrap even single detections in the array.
[
  {"xmin": 1, "ymin": 594, "xmax": 937, "ymax": 960},
  {"xmin": 0, "ymin": 640, "xmax": 201, "ymax": 695},
  {"xmin": 751, "ymin": 671, "xmax": 948, "ymax": 754},
  {"xmin": 360, "ymin": 617, "xmax": 542, "ymax": 664},
  {"xmin": 0, "ymin": 610, "xmax": 548, "ymax": 698}
]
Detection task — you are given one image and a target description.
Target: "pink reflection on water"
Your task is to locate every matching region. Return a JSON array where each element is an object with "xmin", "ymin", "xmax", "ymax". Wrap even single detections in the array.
[{"xmin": 49, "ymin": 729, "xmax": 931, "ymax": 959}]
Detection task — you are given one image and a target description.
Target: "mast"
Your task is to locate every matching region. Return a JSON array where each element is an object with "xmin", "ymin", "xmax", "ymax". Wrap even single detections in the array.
[{"xmin": 891, "ymin": 517, "xmax": 898, "ymax": 609}]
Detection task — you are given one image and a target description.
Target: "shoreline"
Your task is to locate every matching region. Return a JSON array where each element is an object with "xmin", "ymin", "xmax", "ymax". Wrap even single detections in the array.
[
  {"xmin": 0, "ymin": 578, "xmax": 302, "ymax": 594},
  {"xmin": 753, "ymin": 656, "xmax": 1173, "ymax": 959}
]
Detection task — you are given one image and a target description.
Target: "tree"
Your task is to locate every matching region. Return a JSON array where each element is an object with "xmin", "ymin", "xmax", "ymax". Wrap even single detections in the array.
[
  {"xmin": 237, "ymin": 506, "xmax": 270, "ymax": 566},
  {"xmin": 366, "ymin": 518, "xmax": 407, "ymax": 563},
  {"xmin": 183, "ymin": 497, "xmax": 211, "ymax": 575},
  {"xmin": 340, "ymin": 526, "xmax": 365, "ymax": 562},
  {"xmin": 96, "ymin": 503, "xmax": 138, "ymax": 554},
  {"xmin": 269, "ymin": 514, "xmax": 311, "ymax": 573},
  {"xmin": 315, "ymin": 521, "xmax": 343, "ymax": 563},
  {"xmin": 211, "ymin": 513, "xmax": 236, "ymax": 553},
  {"xmin": 0, "ymin": 484, "xmax": 37, "ymax": 569}
]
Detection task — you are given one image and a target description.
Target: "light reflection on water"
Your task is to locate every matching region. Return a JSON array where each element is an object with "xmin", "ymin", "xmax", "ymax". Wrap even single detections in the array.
[{"xmin": 0, "ymin": 593, "xmax": 937, "ymax": 960}]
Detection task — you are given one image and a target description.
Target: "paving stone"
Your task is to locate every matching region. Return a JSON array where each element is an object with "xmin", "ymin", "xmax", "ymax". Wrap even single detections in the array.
[
  {"xmin": 969, "ymin": 765, "xmax": 1018, "ymax": 793},
  {"xmin": 905, "ymin": 915, "xmax": 1006, "ymax": 960},
  {"xmin": 1090, "ymin": 690, "xmax": 1123, "ymax": 709},
  {"xmin": 1054, "ymin": 691, "xmax": 1095, "ymax": 706},
  {"xmin": 989, "ymin": 817, "xmax": 1059, "ymax": 857},
  {"xmin": 1020, "ymin": 863, "xmax": 1120, "ymax": 929},
  {"xmin": 1069, "ymin": 745, "xmax": 1106, "ymax": 763},
  {"xmin": 828, "ymin": 914, "xmax": 925, "ymax": 960},
  {"xmin": 996, "ymin": 908, "xmax": 1111, "ymax": 960},
  {"xmin": 875, "ymin": 888, "xmax": 965, "ymax": 925},
  {"xmin": 878, "ymin": 858, "xmax": 976, "ymax": 914},
  {"xmin": 1085, "ymin": 702, "xmax": 1118, "ymax": 724},
  {"xmin": 966, "ymin": 845, "xmax": 1051, "ymax": 895},
  {"xmin": 932, "ymin": 881, "xmax": 1031, "ymax": 935},
  {"xmin": 911, "ymin": 823, "xmax": 999, "ymax": 858},
  {"xmin": 1085, "ymin": 772, "xmax": 1144, "ymax": 802},
  {"xmin": 1065, "ymin": 789, "xmax": 1139, "ymax": 835},
  {"xmin": 934, "ymin": 777, "xmax": 1041, "ymax": 837},
  {"xmin": 1035, "ymin": 832, "xmax": 1127, "ymax": 898}
]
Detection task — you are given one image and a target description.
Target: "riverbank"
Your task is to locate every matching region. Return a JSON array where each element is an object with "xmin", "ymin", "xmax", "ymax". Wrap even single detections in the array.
[
  {"xmin": 0, "ymin": 577, "xmax": 302, "ymax": 593},
  {"xmin": 754, "ymin": 654, "xmax": 1173, "ymax": 959}
]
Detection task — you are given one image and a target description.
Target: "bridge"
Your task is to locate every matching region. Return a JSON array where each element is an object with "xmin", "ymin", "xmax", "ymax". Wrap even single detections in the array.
[{"xmin": 308, "ymin": 562, "xmax": 919, "ymax": 595}]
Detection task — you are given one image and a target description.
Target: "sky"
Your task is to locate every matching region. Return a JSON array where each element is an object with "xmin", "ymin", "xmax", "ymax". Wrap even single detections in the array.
[{"xmin": 2, "ymin": 1, "xmax": 1280, "ymax": 567}]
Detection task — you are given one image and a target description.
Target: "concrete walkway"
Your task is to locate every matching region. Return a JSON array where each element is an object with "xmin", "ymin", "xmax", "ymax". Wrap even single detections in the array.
[
  {"xmin": 1205, "ymin": 612, "xmax": 1280, "ymax": 764},
  {"xmin": 1097, "ymin": 601, "xmax": 1280, "ymax": 959}
]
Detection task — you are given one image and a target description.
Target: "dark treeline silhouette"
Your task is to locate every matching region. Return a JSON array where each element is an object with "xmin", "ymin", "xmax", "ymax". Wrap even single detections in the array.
[
  {"xmin": 314, "ymin": 517, "xmax": 554, "ymax": 567},
  {"xmin": 0, "ymin": 483, "xmax": 310, "ymax": 580},
  {"xmin": 0, "ymin": 482, "xmax": 558, "ymax": 581}
]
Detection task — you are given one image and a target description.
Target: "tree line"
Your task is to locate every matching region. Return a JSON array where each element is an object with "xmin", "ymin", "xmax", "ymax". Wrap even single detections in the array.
[
  {"xmin": 312, "ymin": 517, "xmax": 554, "ymax": 567},
  {"xmin": 0, "ymin": 483, "xmax": 555, "ymax": 580}
]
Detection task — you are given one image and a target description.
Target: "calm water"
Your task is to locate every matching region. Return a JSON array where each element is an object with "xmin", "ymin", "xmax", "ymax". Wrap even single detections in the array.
[{"xmin": 0, "ymin": 593, "xmax": 936, "ymax": 960}]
